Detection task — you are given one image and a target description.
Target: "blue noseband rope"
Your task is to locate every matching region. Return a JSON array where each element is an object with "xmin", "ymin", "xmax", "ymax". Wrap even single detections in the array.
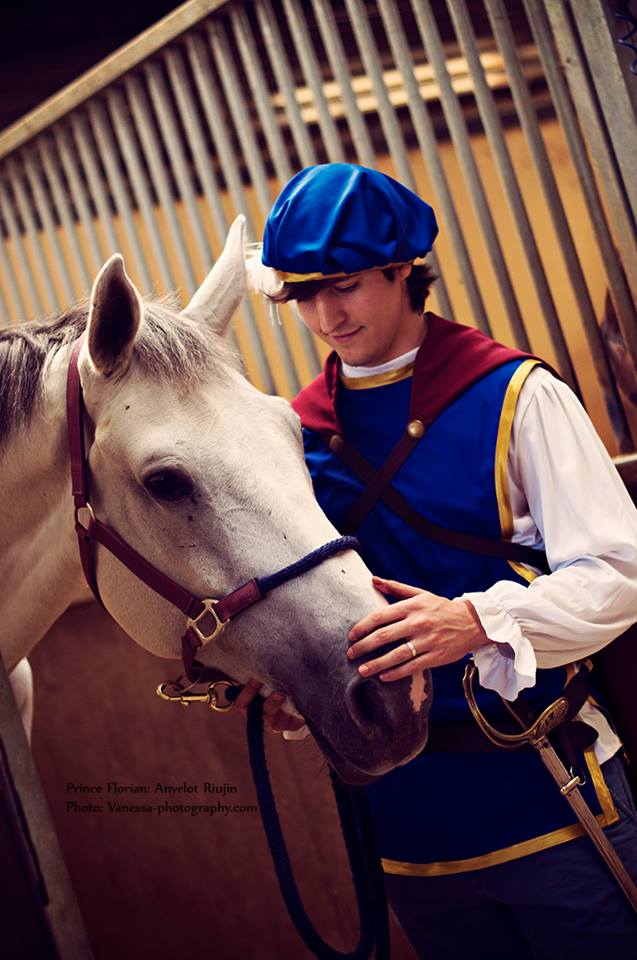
[
  {"xmin": 255, "ymin": 535, "xmax": 361, "ymax": 595},
  {"xmin": 247, "ymin": 697, "xmax": 390, "ymax": 960}
]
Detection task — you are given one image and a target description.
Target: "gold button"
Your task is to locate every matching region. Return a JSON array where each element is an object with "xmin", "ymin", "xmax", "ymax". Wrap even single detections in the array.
[
  {"xmin": 329, "ymin": 434, "xmax": 344, "ymax": 453},
  {"xmin": 407, "ymin": 420, "xmax": 424, "ymax": 439}
]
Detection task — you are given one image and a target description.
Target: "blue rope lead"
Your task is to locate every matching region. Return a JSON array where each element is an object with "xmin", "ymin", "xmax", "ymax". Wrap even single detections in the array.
[{"xmin": 247, "ymin": 697, "xmax": 390, "ymax": 960}]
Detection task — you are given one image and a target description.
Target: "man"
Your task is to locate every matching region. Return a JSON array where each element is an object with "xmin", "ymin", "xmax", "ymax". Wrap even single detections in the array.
[{"xmin": 239, "ymin": 163, "xmax": 637, "ymax": 958}]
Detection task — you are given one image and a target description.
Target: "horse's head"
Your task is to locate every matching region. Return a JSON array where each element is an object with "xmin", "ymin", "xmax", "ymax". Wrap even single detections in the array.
[{"xmin": 76, "ymin": 217, "xmax": 430, "ymax": 784}]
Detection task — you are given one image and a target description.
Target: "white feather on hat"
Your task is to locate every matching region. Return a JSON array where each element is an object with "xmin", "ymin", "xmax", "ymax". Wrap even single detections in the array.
[{"xmin": 245, "ymin": 242, "xmax": 284, "ymax": 297}]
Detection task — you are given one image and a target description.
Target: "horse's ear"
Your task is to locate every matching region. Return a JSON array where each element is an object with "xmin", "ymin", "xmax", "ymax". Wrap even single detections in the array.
[
  {"xmin": 86, "ymin": 254, "xmax": 143, "ymax": 378},
  {"xmin": 181, "ymin": 215, "xmax": 246, "ymax": 335}
]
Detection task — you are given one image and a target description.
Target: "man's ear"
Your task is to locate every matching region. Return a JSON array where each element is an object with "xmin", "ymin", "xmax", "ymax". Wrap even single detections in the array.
[
  {"xmin": 181, "ymin": 215, "xmax": 246, "ymax": 335},
  {"xmin": 86, "ymin": 254, "xmax": 143, "ymax": 378}
]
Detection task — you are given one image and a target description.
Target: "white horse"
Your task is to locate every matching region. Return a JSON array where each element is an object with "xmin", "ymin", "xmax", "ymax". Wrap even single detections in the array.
[{"xmin": 0, "ymin": 216, "xmax": 430, "ymax": 784}]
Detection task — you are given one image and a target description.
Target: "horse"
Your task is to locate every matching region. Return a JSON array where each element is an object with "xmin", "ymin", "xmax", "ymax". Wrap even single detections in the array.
[{"xmin": 0, "ymin": 216, "xmax": 430, "ymax": 786}]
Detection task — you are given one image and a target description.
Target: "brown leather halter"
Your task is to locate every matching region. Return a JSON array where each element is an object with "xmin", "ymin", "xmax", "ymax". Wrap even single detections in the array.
[{"xmin": 66, "ymin": 336, "xmax": 358, "ymax": 707}]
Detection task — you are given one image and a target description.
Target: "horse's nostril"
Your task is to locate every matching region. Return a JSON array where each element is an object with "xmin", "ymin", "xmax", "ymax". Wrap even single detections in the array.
[{"xmin": 345, "ymin": 673, "xmax": 386, "ymax": 738}]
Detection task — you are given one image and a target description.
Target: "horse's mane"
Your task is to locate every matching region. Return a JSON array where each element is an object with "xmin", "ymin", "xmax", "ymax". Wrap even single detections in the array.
[{"xmin": 0, "ymin": 298, "xmax": 239, "ymax": 448}]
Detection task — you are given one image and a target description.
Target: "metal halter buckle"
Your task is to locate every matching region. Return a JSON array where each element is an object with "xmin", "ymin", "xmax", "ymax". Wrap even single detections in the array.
[
  {"xmin": 156, "ymin": 679, "xmax": 238, "ymax": 712},
  {"xmin": 74, "ymin": 501, "xmax": 96, "ymax": 535},
  {"xmin": 186, "ymin": 598, "xmax": 227, "ymax": 643}
]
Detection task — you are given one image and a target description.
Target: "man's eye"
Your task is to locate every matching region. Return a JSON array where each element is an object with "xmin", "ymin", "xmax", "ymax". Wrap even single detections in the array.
[
  {"xmin": 335, "ymin": 283, "xmax": 358, "ymax": 294},
  {"xmin": 143, "ymin": 470, "xmax": 193, "ymax": 503}
]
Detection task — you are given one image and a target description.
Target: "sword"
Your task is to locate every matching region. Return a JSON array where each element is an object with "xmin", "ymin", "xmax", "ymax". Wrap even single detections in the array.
[{"xmin": 463, "ymin": 661, "xmax": 637, "ymax": 913}]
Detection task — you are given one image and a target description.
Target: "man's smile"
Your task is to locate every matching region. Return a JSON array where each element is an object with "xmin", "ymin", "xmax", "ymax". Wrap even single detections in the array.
[{"xmin": 330, "ymin": 326, "xmax": 364, "ymax": 343}]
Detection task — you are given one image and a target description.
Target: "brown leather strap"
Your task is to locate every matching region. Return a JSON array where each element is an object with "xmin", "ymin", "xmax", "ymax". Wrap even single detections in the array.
[
  {"xmin": 425, "ymin": 719, "xmax": 597, "ymax": 754},
  {"xmin": 330, "ymin": 433, "xmax": 550, "ymax": 572},
  {"xmin": 87, "ymin": 514, "xmax": 204, "ymax": 618},
  {"xmin": 337, "ymin": 420, "xmax": 425, "ymax": 535}
]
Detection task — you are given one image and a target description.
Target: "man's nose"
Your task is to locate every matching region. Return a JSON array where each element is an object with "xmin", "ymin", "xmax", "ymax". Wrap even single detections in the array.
[{"xmin": 315, "ymin": 292, "xmax": 344, "ymax": 334}]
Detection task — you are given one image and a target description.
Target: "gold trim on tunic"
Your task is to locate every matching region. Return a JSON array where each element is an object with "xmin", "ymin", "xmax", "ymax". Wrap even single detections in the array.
[
  {"xmin": 381, "ymin": 748, "xmax": 618, "ymax": 877},
  {"xmin": 494, "ymin": 358, "xmax": 543, "ymax": 583},
  {"xmin": 340, "ymin": 363, "xmax": 415, "ymax": 390}
]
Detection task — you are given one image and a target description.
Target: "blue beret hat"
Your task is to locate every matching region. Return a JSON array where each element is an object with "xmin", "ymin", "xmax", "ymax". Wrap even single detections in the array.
[{"xmin": 261, "ymin": 163, "xmax": 438, "ymax": 281}]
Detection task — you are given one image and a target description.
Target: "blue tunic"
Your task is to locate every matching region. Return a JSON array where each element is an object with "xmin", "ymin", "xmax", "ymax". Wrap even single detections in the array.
[{"xmin": 302, "ymin": 356, "xmax": 618, "ymax": 875}]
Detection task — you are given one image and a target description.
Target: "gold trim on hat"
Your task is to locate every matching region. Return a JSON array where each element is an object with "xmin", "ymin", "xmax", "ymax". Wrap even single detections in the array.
[{"xmin": 273, "ymin": 256, "xmax": 429, "ymax": 284}]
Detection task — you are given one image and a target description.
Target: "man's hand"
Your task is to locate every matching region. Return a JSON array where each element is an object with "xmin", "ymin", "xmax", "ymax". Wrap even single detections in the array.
[
  {"xmin": 347, "ymin": 576, "xmax": 491, "ymax": 681},
  {"xmin": 234, "ymin": 679, "xmax": 307, "ymax": 734}
]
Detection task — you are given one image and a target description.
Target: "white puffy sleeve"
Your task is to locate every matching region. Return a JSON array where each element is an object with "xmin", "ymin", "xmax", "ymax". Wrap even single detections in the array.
[{"xmin": 462, "ymin": 366, "xmax": 637, "ymax": 701}]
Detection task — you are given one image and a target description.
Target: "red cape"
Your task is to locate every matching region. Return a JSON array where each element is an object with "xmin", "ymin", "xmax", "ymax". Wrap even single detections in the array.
[{"xmin": 292, "ymin": 313, "xmax": 535, "ymax": 435}]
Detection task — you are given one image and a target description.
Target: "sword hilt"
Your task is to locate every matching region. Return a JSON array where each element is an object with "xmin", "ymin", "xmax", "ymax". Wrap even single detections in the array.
[{"xmin": 462, "ymin": 661, "xmax": 569, "ymax": 750}]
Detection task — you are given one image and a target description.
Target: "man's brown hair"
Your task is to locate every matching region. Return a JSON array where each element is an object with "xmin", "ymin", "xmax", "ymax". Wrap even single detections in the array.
[{"xmin": 268, "ymin": 264, "xmax": 437, "ymax": 313}]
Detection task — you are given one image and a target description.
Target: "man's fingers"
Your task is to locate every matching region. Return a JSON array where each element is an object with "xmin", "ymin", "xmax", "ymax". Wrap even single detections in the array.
[
  {"xmin": 376, "ymin": 655, "xmax": 431, "ymax": 682},
  {"xmin": 355, "ymin": 637, "xmax": 427, "ymax": 677},
  {"xmin": 372, "ymin": 576, "xmax": 425, "ymax": 600},
  {"xmin": 348, "ymin": 600, "xmax": 405, "ymax": 643},
  {"xmin": 262, "ymin": 692, "xmax": 286, "ymax": 717},
  {"xmin": 234, "ymin": 678, "xmax": 262, "ymax": 713},
  {"xmin": 270, "ymin": 712, "xmax": 306, "ymax": 734},
  {"xmin": 348, "ymin": 620, "xmax": 415, "ymax": 661}
]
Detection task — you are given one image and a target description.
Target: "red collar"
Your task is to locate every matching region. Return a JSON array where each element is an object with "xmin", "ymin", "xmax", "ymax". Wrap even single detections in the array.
[{"xmin": 292, "ymin": 313, "xmax": 534, "ymax": 436}]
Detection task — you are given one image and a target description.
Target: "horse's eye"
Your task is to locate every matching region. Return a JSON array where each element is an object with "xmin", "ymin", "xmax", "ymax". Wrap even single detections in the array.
[{"xmin": 144, "ymin": 470, "xmax": 193, "ymax": 503}]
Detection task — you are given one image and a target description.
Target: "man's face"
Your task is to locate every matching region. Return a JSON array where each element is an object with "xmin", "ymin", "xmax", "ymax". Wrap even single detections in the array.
[{"xmin": 293, "ymin": 265, "xmax": 424, "ymax": 367}]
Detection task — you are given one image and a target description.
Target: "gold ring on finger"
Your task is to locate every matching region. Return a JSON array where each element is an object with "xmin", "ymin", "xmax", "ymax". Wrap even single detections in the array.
[{"xmin": 405, "ymin": 639, "xmax": 418, "ymax": 659}]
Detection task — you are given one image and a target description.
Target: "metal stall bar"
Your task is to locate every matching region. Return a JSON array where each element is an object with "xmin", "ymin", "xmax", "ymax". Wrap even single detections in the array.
[
  {"xmin": 486, "ymin": 0, "xmax": 610, "ymax": 395},
  {"xmin": 0, "ymin": 282, "xmax": 11, "ymax": 325},
  {"xmin": 163, "ymin": 46, "xmax": 231, "ymax": 265},
  {"xmin": 162, "ymin": 44, "xmax": 249, "ymax": 356},
  {"xmin": 86, "ymin": 99, "xmax": 153, "ymax": 292},
  {"xmin": 0, "ymin": 177, "xmax": 44, "ymax": 315},
  {"xmin": 206, "ymin": 20, "xmax": 274, "ymax": 215},
  {"xmin": 6, "ymin": 157, "xmax": 61, "ymax": 312},
  {"xmin": 343, "ymin": 0, "xmax": 453, "ymax": 319},
  {"xmin": 36, "ymin": 136, "xmax": 92, "ymax": 293},
  {"xmin": 447, "ymin": 0, "xmax": 580, "ymax": 385},
  {"xmin": 183, "ymin": 34, "xmax": 251, "ymax": 225},
  {"xmin": 255, "ymin": 0, "xmax": 317, "ymax": 168},
  {"xmin": 70, "ymin": 113, "xmax": 122, "ymax": 261},
  {"xmin": 310, "ymin": 0, "xmax": 376, "ymax": 167},
  {"xmin": 228, "ymin": 6, "xmax": 321, "ymax": 375},
  {"xmin": 377, "ymin": 0, "xmax": 491, "ymax": 336},
  {"xmin": 52, "ymin": 125, "xmax": 104, "ymax": 277},
  {"xmin": 409, "ymin": 0, "xmax": 531, "ymax": 349},
  {"xmin": 230, "ymin": 5, "xmax": 293, "ymax": 185},
  {"xmin": 144, "ymin": 60, "xmax": 211, "ymax": 275},
  {"xmin": 571, "ymin": 0, "xmax": 637, "ymax": 225},
  {"xmin": 543, "ymin": 0, "xmax": 637, "ymax": 307},
  {"xmin": 124, "ymin": 73, "xmax": 197, "ymax": 296},
  {"xmin": 185, "ymin": 31, "xmax": 275, "ymax": 392},
  {"xmin": 207, "ymin": 18, "xmax": 301, "ymax": 395},
  {"xmin": 281, "ymin": 0, "xmax": 345, "ymax": 162},
  {"xmin": 106, "ymin": 87, "xmax": 176, "ymax": 292},
  {"xmin": 0, "ymin": 197, "xmax": 29, "ymax": 320},
  {"xmin": 523, "ymin": 1, "xmax": 637, "ymax": 376},
  {"xmin": 22, "ymin": 150, "xmax": 76, "ymax": 305}
]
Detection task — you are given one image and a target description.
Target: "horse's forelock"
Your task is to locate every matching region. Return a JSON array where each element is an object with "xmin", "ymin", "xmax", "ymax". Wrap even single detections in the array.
[{"xmin": 0, "ymin": 298, "xmax": 240, "ymax": 448}]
